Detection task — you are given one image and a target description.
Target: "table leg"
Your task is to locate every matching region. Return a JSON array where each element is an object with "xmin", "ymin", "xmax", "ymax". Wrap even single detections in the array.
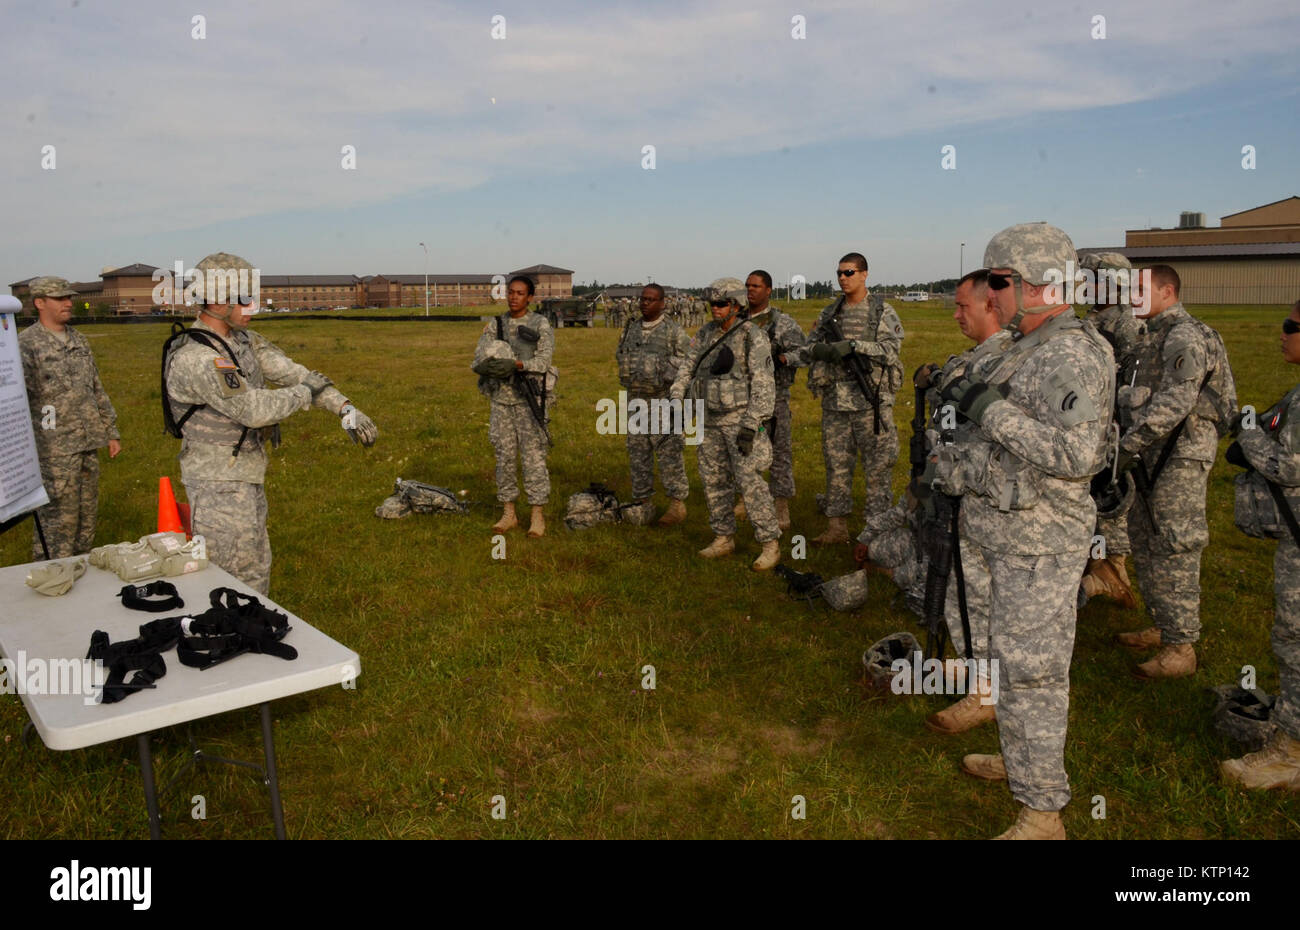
[
  {"xmin": 137, "ymin": 732, "xmax": 162, "ymax": 840},
  {"xmin": 260, "ymin": 703, "xmax": 286, "ymax": 840}
]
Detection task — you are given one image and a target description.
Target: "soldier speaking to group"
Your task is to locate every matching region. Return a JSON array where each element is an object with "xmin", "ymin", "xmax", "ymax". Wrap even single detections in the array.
[{"xmin": 163, "ymin": 252, "xmax": 377, "ymax": 595}]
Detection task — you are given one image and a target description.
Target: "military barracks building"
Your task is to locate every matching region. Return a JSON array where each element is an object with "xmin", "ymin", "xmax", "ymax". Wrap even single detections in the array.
[
  {"xmin": 1081, "ymin": 196, "xmax": 1300, "ymax": 305},
  {"xmin": 10, "ymin": 263, "xmax": 574, "ymax": 314}
]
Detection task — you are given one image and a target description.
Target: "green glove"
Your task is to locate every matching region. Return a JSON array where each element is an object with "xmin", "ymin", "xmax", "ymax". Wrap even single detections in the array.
[
  {"xmin": 484, "ymin": 358, "xmax": 516, "ymax": 379},
  {"xmin": 1115, "ymin": 448, "xmax": 1136, "ymax": 474},
  {"xmin": 940, "ymin": 377, "xmax": 1004, "ymax": 427},
  {"xmin": 811, "ymin": 342, "xmax": 837, "ymax": 362},
  {"xmin": 831, "ymin": 340, "xmax": 854, "ymax": 360}
]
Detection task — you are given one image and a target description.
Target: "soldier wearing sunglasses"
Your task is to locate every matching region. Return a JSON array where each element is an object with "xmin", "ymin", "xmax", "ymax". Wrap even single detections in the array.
[{"xmin": 788, "ymin": 252, "xmax": 904, "ymax": 544}]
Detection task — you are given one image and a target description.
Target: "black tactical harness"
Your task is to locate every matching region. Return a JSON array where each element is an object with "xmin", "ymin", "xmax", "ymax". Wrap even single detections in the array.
[
  {"xmin": 117, "ymin": 580, "xmax": 185, "ymax": 613},
  {"xmin": 86, "ymin": 588, "xmax": 297, "ymax": 703},
  {"xmin": 161, "ymin": 322, "xmax": 252, "ymax": 459}
]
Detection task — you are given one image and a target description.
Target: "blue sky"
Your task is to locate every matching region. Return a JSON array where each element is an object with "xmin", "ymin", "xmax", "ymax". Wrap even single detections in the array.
[{"xmin": 2, "ymin": 0, "xmax": 1297, "ymax": 288}]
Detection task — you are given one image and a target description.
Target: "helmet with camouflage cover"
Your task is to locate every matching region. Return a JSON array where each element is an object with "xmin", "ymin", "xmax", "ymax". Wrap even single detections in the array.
[
  {"xmin": 983, "ymin": 222, "xmax": 1076, "ymax": 335},
  {"xmin": 193, "ymin": 252, "xmax": 260, "ymax": 327},
  {"xmin": 707, "ymin": 277, "xmax": 747, "ymax": 308},
  {"xmin": 820, "ymin": 569, "xmax": 869, "ymax": 612},
  {"xmin": 861, "ymin": 631, "xmax": 920, "ymax": 692},
  {"xmin": 1079, "ymin": 250, "xmax": 1132, "ymax": 309},
  {"xmin": 1209, "ymin": 684, "xmax": 1277, "ymax": 751},
  {"xmin": 1079, "ymin": 251, "xmax": 1131, "ymax": 273}
]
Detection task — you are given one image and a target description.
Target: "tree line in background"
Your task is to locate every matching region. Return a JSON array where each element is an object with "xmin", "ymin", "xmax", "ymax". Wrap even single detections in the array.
[{"xmin": 574, "ymin": 277, "xmax": 962, "ymax": 300}]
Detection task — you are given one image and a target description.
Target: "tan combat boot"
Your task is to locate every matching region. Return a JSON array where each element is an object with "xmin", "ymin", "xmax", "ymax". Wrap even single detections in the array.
[
  {"xmin": 774, "ymin": 498, "xmax": 792, "ymax": 531},
  {"xmin": 993, "ymin": 805, "xmax": 1066, "ymax": 840},
  {"xmin": 1109, "ymin": 553, "xmax": 1132, "ymax": 587},
  {"xmin": 492, "ymin": 502, "xmax": 518, "ymax": 533},
  {"xmin": 1116, "ymin": 626, "xmax": 1162, "ymax": 650},
  {"xmin": 751, "ymin": 540, "xmax": 780, "ymax": 571},
  {"xmin": 925, "ymin": 682, "xmax": 997, "ymax": 735},
  {"xmin": 1132, "ymin": 643, "xmax": 1196, "ymax": 681},
  {"xmin": 527, "ymin": 506, "xmax": 546, "ymax": 538},
  {"xmin": 1081, "ymin": 557, "xmax": 1138, "ymax": 609},
  {"xmin": 698, "ymin": 536, "xmax": 735, "ymax": 559},
  {"xmin": 657, "ymin": 499, "xmax": 686, "ymax": 526},
  {"xmin": 960, "ymin": 753, "xmax": 1007, "ymax": 781},
  {"xmin": 813, "ymin": 516, "xmax": 850, "ymax": 545},
  {"xmin": 734, "ymin": 497, "xmax": 747, "ymax": 523},
  {"xmin": 1221, "ymin": 731, "xmax": 1300, "ymax": 791}
]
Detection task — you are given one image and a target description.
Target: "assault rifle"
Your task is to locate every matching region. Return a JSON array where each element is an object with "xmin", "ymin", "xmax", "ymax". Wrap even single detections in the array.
[
  {"xmin": 824, "ymin": 309, "xmax": 883, "ymax": 433},
  {"xmin": 510, "ymin": 371, "xmax": 553, "ymax": 447},
  {"xmin": 910, "ymin": 374, "xmax": 972, "ymax": 662}
]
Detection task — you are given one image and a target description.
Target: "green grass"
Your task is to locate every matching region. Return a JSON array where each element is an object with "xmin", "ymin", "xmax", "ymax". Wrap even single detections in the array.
[{"xmin": 2, "ymin": 304, "xmax": 1298, "ymax": 839}]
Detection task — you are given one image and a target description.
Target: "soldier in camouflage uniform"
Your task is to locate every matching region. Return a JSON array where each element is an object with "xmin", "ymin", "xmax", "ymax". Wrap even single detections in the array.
[
  {"xmin": 19, "ymin": 277, "xmax": 122, "ymax": 560},
  {"xmin": 931, "ymin": 224, "xmax": 1114, "ymax": 839},
  {"xmin": 1114, "ymin": 265, "xmax": 1236, "ymax": 680},
  {"xmin": 787, "ymin": 253, "xmax": 904, "ymax": 544},
  {"xmin": 1221, "ymin": 300, "xmax": 1300, "ymax": 790},
  {"xmin": 745, "ymin": 270, "xmax": 807, "ymax": 531},
  {"xmin": 670, "ymin": 278, "xmax": 780, "ymax": 570},
  {"xmin": 1078, "ymin": 251, "xmax": 1141, "ymax": 609},
  {"xmin": 164, "ymin": 253, "xmax": 378, "ymax": 595},
  {"xmin": 616, "ymin": 284, "xmax": 691, "ymax": 524},
  {"xmin": 473, "ymin": 275, "xmax": 554, "ymax": 538}
]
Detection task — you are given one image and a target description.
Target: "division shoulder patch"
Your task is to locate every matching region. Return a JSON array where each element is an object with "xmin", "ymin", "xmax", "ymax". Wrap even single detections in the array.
[{"xmin": 213, "ymin": 357, "xmax": 244, "ymax": 395}]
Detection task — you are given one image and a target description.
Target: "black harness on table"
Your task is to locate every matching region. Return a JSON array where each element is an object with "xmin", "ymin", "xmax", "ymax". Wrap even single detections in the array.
[
  {"xmin": 176, "ymin": 588, "xmax": 297, "ymax": 670},
  {"xmin": 85, "ymin": 588, "xmax": 297, "ymax": 703},
  {"xmin": 161, "ymin": 322, "xmax": 252, "ymax": 458},
  {"xmin": 86, "ymin": 617, "xmax": 183, "ymax": 704},
  {"xmin": 117, "ymin": 580, "xmax": 185, "ymax": 612}
]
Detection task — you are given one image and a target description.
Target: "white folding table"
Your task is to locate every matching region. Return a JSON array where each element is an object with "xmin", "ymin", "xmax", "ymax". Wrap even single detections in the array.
[{"xmin": 0, "ymin": 558, "xmax": 360, "ymax": 839}]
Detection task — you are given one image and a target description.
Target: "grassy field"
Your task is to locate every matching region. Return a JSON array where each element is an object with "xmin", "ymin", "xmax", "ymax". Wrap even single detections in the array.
[{"xmin": 2, "ymin": 299, "xmax": 1298, "ymax": 839}]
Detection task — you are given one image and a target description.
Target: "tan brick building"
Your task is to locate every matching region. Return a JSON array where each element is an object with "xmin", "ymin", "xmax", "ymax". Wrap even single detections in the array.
[
  {"xmin": 1083, "ymin": 197, "xmax": 1300, "ymax": 304},
  {"xmin": 260, "ymin": 275, "xmax": 362, "ymax": 310}
]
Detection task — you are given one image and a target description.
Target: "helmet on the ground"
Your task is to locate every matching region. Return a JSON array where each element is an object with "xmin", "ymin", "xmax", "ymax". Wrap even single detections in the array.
[
  {"xmin": 1210, "ymin": 685, "xmax": 1277, "ymax": 751},
  {"xmin": 862, "ymin": 631, "xmax": 920, "ymax": 691},
  {"xmin": 820, "ymin": 570, "xmax": 869, "ymax": 612}
]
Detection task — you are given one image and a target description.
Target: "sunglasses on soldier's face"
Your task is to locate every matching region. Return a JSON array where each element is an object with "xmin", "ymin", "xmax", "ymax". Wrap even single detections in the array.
[
  {"xmin": 836, "ymin": 269, "xmax": 858, "ymax": 278},
  {"xmin": 987, "ymin": 272, "xmax": 1014, "ymax": 291},
  {"xmin": 710, "ymin": 300, "xmax": 730, "ymax": 308},
  {"xmin": 1284, "ymin": 318, "xmax": 1300, "ymax": 335}
]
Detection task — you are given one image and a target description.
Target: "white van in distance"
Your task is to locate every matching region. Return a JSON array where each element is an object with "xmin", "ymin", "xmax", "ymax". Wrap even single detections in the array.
[{"xmin": 900, "ymin": 291, "xmax": 930, "ymax": 302}]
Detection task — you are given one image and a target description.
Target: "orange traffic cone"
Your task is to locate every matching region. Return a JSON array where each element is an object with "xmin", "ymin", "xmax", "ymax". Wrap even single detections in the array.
[{"xmin": 158, "ymin": 477, "xmax": 184, "ymax": 535}]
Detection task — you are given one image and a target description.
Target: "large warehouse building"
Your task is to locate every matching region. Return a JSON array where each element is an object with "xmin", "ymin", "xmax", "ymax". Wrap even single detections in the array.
[{"xmin": 1082, "ymin": 196, "xmax": 1300, "ymax": 304}]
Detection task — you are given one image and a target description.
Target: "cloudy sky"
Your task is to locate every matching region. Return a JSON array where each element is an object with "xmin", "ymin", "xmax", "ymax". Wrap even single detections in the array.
[{"xmin": 3, "ymin": 0, "xmax": 1297, "ymax": 288}]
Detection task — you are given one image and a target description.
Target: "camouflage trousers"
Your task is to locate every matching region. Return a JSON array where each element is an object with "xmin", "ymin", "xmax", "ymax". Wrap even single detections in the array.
[
  {"xmin": 768, "ymin": 388, "xmax": 795, "ymax": 500},
  {"xmin": 1096, "ymin": 510, "xmax": 1131, "ymax": 557},
  {"xmin": 983, "ymin": 545, "xmax": 1089, "ymax": 812},
  {"xmin": 699, "ymin": 419, "xmax": 779, "ymax": 543},
  {"xmin": 1271, "ymin": 539, "xmax": 1300, "ymax": 740},
  {"xmin": 627, "ymin": 420, "xmax": 688, "ymax": 502},
  {"xmin": 31, "ymin": 450, "xmax": 99, "ymax": 561},
  {"xmin": 946, "ymin": 531, "xmax": 992, "ymax": 662},
  {"xmin": 820, "ymin": 405, "xmax": 898, "ymax": 524},
  {"xmin": 185, "ymin": 479, "xmax": 271, "ymax": 596},
  {"xmin": 489, "ymin": 401, "xmax": 550, "ymax": 506},
  {"xmin": 1128, "ymin": 458, "xmax": 1210, "ymax": 645}
]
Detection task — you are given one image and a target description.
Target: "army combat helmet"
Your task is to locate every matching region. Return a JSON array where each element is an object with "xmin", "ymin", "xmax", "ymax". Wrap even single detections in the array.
[
  {"xmin": 193, "ymin": 252, "xmax": 260, "ymax": 329},
  {"xmin": 707, "ymin": 277, "xmax": 747, "ymax": 310},
  {"xmin": 983, "ymin": 222, "xmax": 1076, "ymax": 338},
  {"xmin": 1079, "ymin": 250, "xmax": 1132, "ymax": 310}
]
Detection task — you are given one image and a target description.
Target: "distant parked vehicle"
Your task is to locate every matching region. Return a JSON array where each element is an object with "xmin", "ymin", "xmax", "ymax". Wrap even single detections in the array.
[
  {"xmin": 540, "ymin": 295, "xmax": 597, "ymax": 328},
  {"xmin": 900, "ymin": 291, "xmax": 930, "ymax": 302}
]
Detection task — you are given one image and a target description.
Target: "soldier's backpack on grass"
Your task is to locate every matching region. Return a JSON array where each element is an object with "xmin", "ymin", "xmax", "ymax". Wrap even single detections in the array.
[
  {"xmin": 375, "ymin": 479, "xmax": 470, "ymax": 519},
  {"xmin": 564, "ymin": 483, "xmax": 630, "ymax": 530}
]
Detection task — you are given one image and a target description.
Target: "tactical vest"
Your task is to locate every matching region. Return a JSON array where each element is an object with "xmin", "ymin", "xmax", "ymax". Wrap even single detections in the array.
[
  {"xmin": 163, "ymin": 325, "xmax": 264, "ymax": 451},
  {"xmin": 694, "ymin": 319, "xmax": 755, "ymax": 412},
  {"xmin": 617, "ymin": 317, "xmax": 680, "ymax": 396}
]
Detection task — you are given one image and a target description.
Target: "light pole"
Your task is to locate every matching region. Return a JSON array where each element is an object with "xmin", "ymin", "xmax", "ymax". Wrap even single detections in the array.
[
  {"xmin": 960, "ymin": 242, "xmax": 965, "ymax": 280},
  {"xmin": 419, "ymin": 242, "xmax": 429, "ymax": 317}
]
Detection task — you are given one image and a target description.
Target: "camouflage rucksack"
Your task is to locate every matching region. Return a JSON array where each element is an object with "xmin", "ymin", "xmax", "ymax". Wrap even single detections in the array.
[
  {"xmin": 564, "ymin": 483, "xmax": 627, "ymax": 530},
  {"xmin": 1187, "ymin": 318, "xmax": 1238, "ymax": 438},
  {"xmin": 374, "ymin": 478, "xmax": 469, "ymax": 519}
]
